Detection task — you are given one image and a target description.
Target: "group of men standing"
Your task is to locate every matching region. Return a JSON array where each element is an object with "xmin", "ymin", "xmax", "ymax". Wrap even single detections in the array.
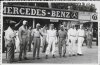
[{"xmin": 4, "ymin": 20, "xmax": 93, "ymax": 63}]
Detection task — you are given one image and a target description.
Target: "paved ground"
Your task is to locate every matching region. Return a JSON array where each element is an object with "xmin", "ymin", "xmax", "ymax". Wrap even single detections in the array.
[{"xmin": 2, "ymin": 42, "xmax": 98, "ymax": 64}]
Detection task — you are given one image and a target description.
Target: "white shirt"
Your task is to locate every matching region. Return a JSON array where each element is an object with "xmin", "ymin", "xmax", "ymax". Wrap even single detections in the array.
[
  {"xmin": 77, "ymin": 29, "xmax": 85, "ymax": 37},
  {"xmin": 31, "ymin": 29, "xmax": 41, "ymax": 37},
  {"xmin": 5, "ymin": 26, "xmax": 15, "ymax": 40},
  {"xmin": 47, "ymin": 29, "xmax": 56, "ymax": 37},
  {"xmin": 68, "ymin": 28, "xmax": 77, "ymax": 36}
]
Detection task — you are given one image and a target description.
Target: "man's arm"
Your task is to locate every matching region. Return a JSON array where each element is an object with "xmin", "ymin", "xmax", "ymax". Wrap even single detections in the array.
[{"xmin": 18, "ymin": 27, "xmax": 22, "ymax": 43}]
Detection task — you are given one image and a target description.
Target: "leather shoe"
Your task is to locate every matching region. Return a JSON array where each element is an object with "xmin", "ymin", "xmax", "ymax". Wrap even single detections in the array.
[
  {"xmin": 77, "ymin": 53, "xmax": 83, "ymax": 56},
  {"xmin": 19, "ymin": 58, "xmax": 22, "ymax": 61},
  {"xmin": 24, "ymin": 57, "xmax": 28, "ymax": 60},
  {"xmin": 37, "ymin": 57, "xmax": 41, "ymax": 59},
  {"xmin": 53, "ymin": 55, "xmax": 56, "ymax": 58},
  {"xmin": 46, "ymin": 55, "xmax": 48, "ymax": 59}
]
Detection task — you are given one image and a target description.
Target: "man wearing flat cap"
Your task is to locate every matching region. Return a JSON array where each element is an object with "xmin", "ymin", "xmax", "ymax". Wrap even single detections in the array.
[
  {"xmin": 18, "ymin": 20, "xmax": 28, "ymax": 61},
  {"xmin": 31, "ymin": 23, "xmax": 43, "ymax": 60}
]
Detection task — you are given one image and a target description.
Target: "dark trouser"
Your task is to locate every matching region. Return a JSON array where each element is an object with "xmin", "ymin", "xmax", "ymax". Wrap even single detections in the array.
[
  {"xmin": 87, "ymin": 38, "xmax": 92, "ymax": 48},
  {"xmin": 19, "ymin": 38, "xmax": 27, "ymax": 59},
  {"xmin": 7, "ymin": 44, "xmax": 14, "ymax": 63},
  {"xmin": 58, "ymin": 38, "xmax": 66, "ymax": 56},
  {"xmin": 42, "ymin": 37, "xmax": 47, "ymax": 53},
  {"xmin": 28, "ymin": 37, "xmax": 32, "ymax": 51},
  {"xmin": 33, "ymin": 37, "xmax": 41, "ymax": 59},
  {"xmin": 96, "ymin": 36, "xmax": 98, "ymax": 46}
]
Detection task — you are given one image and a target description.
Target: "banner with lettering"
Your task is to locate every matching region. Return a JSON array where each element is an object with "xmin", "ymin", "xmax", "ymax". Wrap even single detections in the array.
[{"xmin": 3, "ymin": 5, "xmax": 78, "ymax": 20}]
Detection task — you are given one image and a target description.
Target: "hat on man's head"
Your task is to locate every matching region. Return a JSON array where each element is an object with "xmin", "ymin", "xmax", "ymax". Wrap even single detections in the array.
[
  {"xmin": 23, "ymin": 20, "xmax": 27, "ymax": 25},
  {"xmin": 60, "ymin": 25, "xmax": 64, "ymax": 28},
  {"xmin": 50, "ymin": 24, "xmax": 54, "ymax": 26},
  {"xmin": 9, "ymin": 20, "xmax": 16, "ymax": 24},
  {"xmin": 36, "ymin": 23, "xmax": 40, "ymax": 27}
]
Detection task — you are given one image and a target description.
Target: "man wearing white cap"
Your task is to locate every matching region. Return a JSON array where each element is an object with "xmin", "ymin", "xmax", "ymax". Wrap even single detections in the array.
[
  {"xmin": 45, "ymin": 24, "xmax": 57, "ymax": 59},
  {"xmin": 77, "ymin": 24, "xmax": 85, "ymax": 56},
  {"xmin": 68, "ymin": 25, "xmax": 77, "ymax": 56},
  {"xmin": 18, "ymin": 20, "xmax": 28, "ymax": 60},
  {"xmin": 31, "ymin": 23, "xmax": 42, "ymax": 60}
]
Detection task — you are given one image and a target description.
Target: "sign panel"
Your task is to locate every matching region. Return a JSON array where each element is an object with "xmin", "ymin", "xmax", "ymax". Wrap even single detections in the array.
[
  {"xmin": 3, "ymin": 5, "xmax": 78, "ymax": 20},
  {"xmin": 78, "ymin": 12, "xmax": 91, "ymax": 21}
]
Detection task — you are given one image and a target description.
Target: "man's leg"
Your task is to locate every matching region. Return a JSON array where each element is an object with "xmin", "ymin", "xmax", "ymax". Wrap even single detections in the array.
[
  {"xmin": 77, "ymin": 37, "xmax": 81, "ymax": 54},
  {"xmin": 69, "ymin": 37, "xmax": 73, "ymax": 56},
  {"xmin": 71, "ymin": 37, "xmax": 76, "ymax": 55},
  {"xmin": 33, "ymin": 38, "xmax": 37, "ymax": 60},
  {"xmin": 42, "ymin": 37, "xmax": 46, "ymax": 52},
  {"xmin": 23, "ymin": 39, "xmax": 28, "ymax": 59},
  {"xmin": 37, "ymin": 38, "xmax": 41, "ymax": 59},
  {"xmin": 19, "ymin": 43, "xmax": 23, "ymax": 60},
  {"xmin": 58, "ymin": 39, "xmax": 62, "ymax": 57},
  {"xmin": 52, "ymin": 38, "xmax": 56, "ymax": 58},
  {"xmin": 89, "ymin": 37, "xmax": 92, "ymax": 48},
  {"xmin": 45, "ymin": 38, "xmax": 52, "ymax": 59},
  {"xmin": 72, "ymin": 38, "xmax": 77, "ymax": 55},
  {"xmin": 62, "ymin": 39, "xmax": 66, "ymax": 57},
  {"xmin": 29, "ymin": 37, "xmax": 31, "ymax": 51},
  {"xmin": 77, "ymin": 37, "xmax": 84, "ymax": 55}
]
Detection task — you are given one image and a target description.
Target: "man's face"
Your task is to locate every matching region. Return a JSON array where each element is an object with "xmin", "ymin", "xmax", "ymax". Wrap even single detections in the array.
[
  {"xmin": 63, "ymin": 22, "xmax": 67, "ymax": 27},
  {"xmin": 61, "ymin": 27, "xmax": 63, "ymax": 30},
  {"xmin": 50, "ymin": 25, "xmax": 54, "ymax": 29},
  {"xmin": 37, "ymin": 26, "xmax": 40, "ymax": 29},
  {"xmin": 45, "ymin": 26, "xmax": 47, "ymax": 30}
]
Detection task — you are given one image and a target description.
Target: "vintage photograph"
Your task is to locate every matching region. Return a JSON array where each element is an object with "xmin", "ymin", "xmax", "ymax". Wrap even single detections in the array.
[{"xmin": 2, "ymin": 2, "xmax": 98, "ymax": 64}]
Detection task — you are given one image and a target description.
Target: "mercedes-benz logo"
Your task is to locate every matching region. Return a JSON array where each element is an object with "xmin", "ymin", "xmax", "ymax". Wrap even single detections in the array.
[{"xmin": 71, "ymin": 12, "xmax": 78, "ymax": 19}]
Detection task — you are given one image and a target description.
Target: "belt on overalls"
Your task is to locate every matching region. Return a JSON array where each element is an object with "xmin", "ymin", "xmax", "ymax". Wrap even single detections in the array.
[
  {"xmin": 70, "ymin": 35, "xmax": 76, "ymax": 37},
  {"xmin": 78, "ymin": 36, "xmax": 84, "ymax": 37},
  {"xmin": 34, "ymin": 37, "xmax": 40, "ymax": 38}
]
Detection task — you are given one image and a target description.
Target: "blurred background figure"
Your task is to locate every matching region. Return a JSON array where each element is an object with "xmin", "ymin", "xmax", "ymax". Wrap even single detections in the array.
[
  {"xmin": 86, "ymin": 27, "xmax": 93, "ymax": 48},
  {"xmin": 4, "ymin": 20, "xmax": 16, "ymax": 63},
  {"xmin": 28, "ymin": 26, "xmax": 32, "ymax": 52}
]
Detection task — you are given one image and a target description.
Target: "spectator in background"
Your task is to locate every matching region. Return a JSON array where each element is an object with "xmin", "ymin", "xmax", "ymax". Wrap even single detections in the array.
[
  {"xmin": 5, "ymin": 20, "xmax": 16, "ymax": 63},
  {"xmin": 28, "ymin": 26, "xmax": 32, "ymax": 52}
]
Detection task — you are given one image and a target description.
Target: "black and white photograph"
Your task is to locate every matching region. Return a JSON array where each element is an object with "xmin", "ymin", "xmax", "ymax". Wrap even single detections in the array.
[{"xmin": 1, "ymin": 1, "xmax": 99, "ymax": 64}]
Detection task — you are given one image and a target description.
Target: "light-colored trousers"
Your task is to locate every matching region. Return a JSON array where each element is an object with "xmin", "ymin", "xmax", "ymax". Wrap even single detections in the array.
[
  {"xmin": 46, "ymin": 37, "xmax": 56, "ymax": 55},
  {"xmin": 68, "ymin": 36, "xmax": 77, "ymax": 55},
  {"xmin": 77, "ymin": 37, "xmax": 84, "ymax": 54}
]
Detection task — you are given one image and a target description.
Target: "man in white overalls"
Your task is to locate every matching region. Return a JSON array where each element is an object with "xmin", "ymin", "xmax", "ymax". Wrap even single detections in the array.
[
  {"xmin": 45, "ymin": 24, "xmax": 57, "ymax": 59},
  {"xmin": 77, "ymin": 25, "xmax": 85, "ymax": 56},
  {"xmin": 68, "ymin": 25, "xmax": 77, "ymax": 56}
]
